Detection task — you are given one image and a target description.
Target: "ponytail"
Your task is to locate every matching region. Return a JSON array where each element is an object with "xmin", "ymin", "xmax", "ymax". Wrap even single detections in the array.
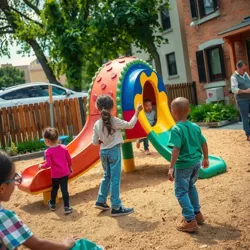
[
  {"xmin": 96, "ymin": 95, "xmax": 116, "ymax": 136},
  {"xmin": 101, "ymin": 109, "xmax": 115, "ymax": 136}
]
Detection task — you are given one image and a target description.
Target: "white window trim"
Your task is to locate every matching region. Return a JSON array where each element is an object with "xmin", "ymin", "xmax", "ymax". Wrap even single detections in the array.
[
  {"xmin": 193, "ymin": 9, "xmax": 221, "ymax": 26},
  {"xmin": 168, "ymin": 74, "xmax": 179, "ymax": 80},
  {"xmin": 199, "ymin": 39, "xmax": 224, "ymax": 51}
]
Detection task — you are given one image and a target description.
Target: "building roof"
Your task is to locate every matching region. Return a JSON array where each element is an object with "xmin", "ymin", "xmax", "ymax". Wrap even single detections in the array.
[{"xmin": 218, "ymin": 16, "xmax": 250, "ymax": 36}]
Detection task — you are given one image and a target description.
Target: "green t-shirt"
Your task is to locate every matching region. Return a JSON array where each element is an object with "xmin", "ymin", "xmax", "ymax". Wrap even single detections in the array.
[{"xmin": 168, "ymin": 121, "xmax": 206, "ymax": 169}]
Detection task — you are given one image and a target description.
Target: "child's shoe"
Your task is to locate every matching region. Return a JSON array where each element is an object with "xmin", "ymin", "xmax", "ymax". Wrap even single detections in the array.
[
  {"xmin": 64, "ymin": 206, "xmax": 73, "ymax": 215},
  {"xmin": 176, "ymin": 219, "xmax": 198, "ymax": 232},
  {"xmin": 48, "ymin": 200, "xmax": 56, "ymax": 211},
  {"xmin": 95, "ymin": 202, "xmax": 110, "ymax": 211},
  {"xmin": 111, "ymin": 206, "xmax": 134, "ymax": 217},
  {"xmin": 195, "ymin": 212, "xmax": 205, "ymax": 225},
  {"xmin": 145, "ymin": 150, "xmax": 150, "ymax": 155},
  {"xmin": 136, "ymin": 140, "xmax": 140, "ymax": 149}
]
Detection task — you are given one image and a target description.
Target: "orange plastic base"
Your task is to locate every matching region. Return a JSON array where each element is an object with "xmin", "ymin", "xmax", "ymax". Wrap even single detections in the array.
[{"xmin": 43, "ymin": 191, "xmax": 59, "ymax": 206}]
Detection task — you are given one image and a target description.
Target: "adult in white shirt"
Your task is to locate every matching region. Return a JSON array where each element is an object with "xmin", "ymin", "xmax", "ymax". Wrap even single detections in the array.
[{"xmin": 231, "ymin": 60, "xmax": 250, "ymax": 140}]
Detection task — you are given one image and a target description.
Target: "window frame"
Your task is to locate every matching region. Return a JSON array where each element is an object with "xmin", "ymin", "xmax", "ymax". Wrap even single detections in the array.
[
  {"xmin": 190, "ymin": 0, "xmax": 219, "ymax": 20},
  {"xmin": 166, "ymin": 52, "xmax": 178, "ymax": 76},
  {"xmin": 246, "ymin": 39, "xmax": 250, "ymax": 67},
  {"xmin": 160, "ymin": 7, "xmax": 171, "ymax": 31},
  {"xmin": 205, "ymin": 45, "xmax": 225, "ymax": 82}
]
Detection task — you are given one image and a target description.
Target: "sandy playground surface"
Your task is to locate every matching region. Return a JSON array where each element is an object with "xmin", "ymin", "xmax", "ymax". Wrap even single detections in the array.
[{"xmin": 7, "ymin": 129, "xmax": 250, "ymax": 250}]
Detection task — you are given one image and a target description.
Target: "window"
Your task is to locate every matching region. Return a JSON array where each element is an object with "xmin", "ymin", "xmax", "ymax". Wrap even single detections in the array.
[
  {"xmin": 1, "ymin": 92, "xmax": 15, "ymax": 100},
  {"xmin": 52, "ymin": 86, "xmax": 67, "ymax": 96},
  {"xmin": 206, "ymin": 46, "xmax": 225, "ymax": 81},
  {"xmin": 160, "ymin": 8, "xmax": 171, "ymax": 30},
  {"xmin": 166, "ymin": 53, "xmax": 177, "ymax": 76},
  {"xmin": 247, "ymin": 39, "xmax": 250, "ymax": 66},
  {"xmin": 196, "ymin": 45, "xmax": 225, "ymax": 83},
  {"xmin": 189, "ymin": 0, "xmax": 219, "ymax": 19}
]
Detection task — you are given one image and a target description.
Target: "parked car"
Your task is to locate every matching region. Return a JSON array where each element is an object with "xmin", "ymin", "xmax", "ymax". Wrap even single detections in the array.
[{"xmin": 0, "ymin": 82, "xmax": 88, "ymax": 108}]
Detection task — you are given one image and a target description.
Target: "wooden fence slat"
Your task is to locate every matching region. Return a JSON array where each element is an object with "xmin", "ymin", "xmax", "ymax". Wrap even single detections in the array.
[
  {"xmin": 7, "ymin": 107, "xmax": 15, "ymax": 143},
  {"xmin": 0, "ymin": 110, "xmax": 5, "ymax": 146},
  {"xmin": 69, "ymin": 99, "xmax": 78, "ymax": 134},
  {"xmin": 18, "ymin": 105, "xmax": 26, "ymax": 141},
  {"xmin": 74, "ymin": 98, "xmax": 82, "ymax": 132},
  {"xmin": 39, "ymin": 103, "xmax": 47, "ymax": 130},
  {"xmin": 29, "ymin": 104, "xmax": 37, "ymax": 140},
  {"xmin": 59, "ymin": 100, "xmax": 67, "ymax": 135},
  {"xmin": 54, "ymin": 100, "xmax": 63, "ymax": 134},
  {"xmin": 44, "ymin": 102, "xmax": 51, "ymax": 127},
  {"xmin": 64, "ymin": 99, "xmax": 73, "ymax": 136},
  {"xmin": 13, "ymin": 106, "xmax": 21, "ymax": 143},
  {"xmin": 34, "ymin": 103, "xmax": 42, "ymax": 139},
  {"xmin": 24, "ymin": 105, "xmax": 32, "ymax": 140}
]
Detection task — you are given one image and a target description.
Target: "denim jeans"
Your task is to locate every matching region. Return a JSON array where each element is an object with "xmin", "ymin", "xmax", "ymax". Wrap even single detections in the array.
[
  {"xmin": 51, "ymin": 175, "xmax": 69, "ymax": 207},
  {"xmin": 97, "ymin": 144, "xmax": 122, "ymax": 209},
  {"xmin": 174, "ymin": 162, "xmax": 201, "ymax": 222},
  {"xmin": 139, "ymin": 138, "xmax": 149, "ymax": 151},
  {"xmin": 237, "ymin": 100, "xmax": 250, "ymax": 136}
]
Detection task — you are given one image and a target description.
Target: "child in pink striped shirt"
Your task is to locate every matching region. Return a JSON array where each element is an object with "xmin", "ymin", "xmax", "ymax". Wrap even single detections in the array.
[{"xmin": 39, "ymin": 127, "xmax": 73, "ymax": 215}]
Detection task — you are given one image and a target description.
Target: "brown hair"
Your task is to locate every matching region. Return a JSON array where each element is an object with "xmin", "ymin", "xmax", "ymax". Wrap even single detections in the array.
[
  {"xmin": 43, "ymin": 127, "xmax": 59, "ymax": 143},
  {"xmin": 96, "ymin": 95, "xmax": 116, "ymax": 136}
]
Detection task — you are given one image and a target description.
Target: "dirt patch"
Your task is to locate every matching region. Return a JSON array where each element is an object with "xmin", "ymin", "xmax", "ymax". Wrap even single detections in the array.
[{"xmin": 5, "ymin": 129, "xmax": 250, "ymax": 249}]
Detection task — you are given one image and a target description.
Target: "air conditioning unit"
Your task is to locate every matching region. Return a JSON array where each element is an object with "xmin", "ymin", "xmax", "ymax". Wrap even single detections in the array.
[{"xmin": 206, "ymin": 87, "xmax": 225, "ymax": 103}]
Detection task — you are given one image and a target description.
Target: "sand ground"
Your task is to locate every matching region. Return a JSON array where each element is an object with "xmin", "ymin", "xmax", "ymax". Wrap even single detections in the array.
[{"xmin": 6, "ymin": 129, "xmax": 250, "ymax": 250}]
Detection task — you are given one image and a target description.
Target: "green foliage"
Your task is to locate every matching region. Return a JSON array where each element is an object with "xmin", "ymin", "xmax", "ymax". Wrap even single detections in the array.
[
  {"xmin": 0, "ymin": 66, "xmax": 25, "ymax": 87},
  {"xmin": 189, "ymin": 103, "xmax": 238, "ymax": 123},
  {"xmin": 5, "ymin": 142, "xmax": 18, "ymax": 156},
  {"xmin": 17, "ymin": 140, "xmax": 46, "ymax": 154}
]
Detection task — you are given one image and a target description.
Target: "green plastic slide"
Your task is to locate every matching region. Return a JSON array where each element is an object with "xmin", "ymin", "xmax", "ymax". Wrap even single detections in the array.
[
  {"xmin": 147, "ymin": 130, "xmax": 227, "ymax": 179},
  {"xmin": 70, "ymin": 238, "xmax": 104, "ymax": 250}
]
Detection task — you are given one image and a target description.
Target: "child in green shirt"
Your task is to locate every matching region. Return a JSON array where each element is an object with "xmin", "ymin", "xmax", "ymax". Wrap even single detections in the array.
[{"xmin": 168, "ymin": 97, "xmax": 209, "ymax": 233}]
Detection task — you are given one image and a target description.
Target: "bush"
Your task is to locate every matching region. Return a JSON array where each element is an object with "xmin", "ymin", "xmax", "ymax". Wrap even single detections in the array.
[
  {"xmin": 17, "ymin": 140, "xmax": 46, "ymax": 154},
  {"xmin": 189, "ymin": 103, "xmax": 238, "ymax": 122}
]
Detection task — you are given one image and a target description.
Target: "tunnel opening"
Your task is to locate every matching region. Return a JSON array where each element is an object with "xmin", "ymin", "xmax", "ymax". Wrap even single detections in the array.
[{"xmin": 143, "ymin": 81, "xmax": 157, "ymax": 126}]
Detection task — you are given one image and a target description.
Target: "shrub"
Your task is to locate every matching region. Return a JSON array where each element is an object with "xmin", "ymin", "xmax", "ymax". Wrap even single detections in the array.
[
  {"xmin": 189, "ymin": 103, "xmax": 238, "ymax": 122},
  {"xmin": 17, "ymin": 140, "xmax": 46, "ymax": 154}
]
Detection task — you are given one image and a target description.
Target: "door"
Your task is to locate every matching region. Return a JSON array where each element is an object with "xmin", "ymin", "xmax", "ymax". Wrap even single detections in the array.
[{"xmin": 246, "ymin": 39, "xmax": 250, "ymax": 72}]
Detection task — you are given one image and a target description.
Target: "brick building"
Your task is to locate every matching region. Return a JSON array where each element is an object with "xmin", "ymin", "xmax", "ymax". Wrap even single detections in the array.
[{"xmin": 182, "ymin": 0, "xmax": 250, "ymax": 103}]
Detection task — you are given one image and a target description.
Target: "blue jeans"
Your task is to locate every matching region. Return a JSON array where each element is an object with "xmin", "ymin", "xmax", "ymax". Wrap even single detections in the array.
[
  {"xmin": 139, "ymin": 138, "xmax": 149, "ymax": 151},
  {"xmin": 174, "ymin": 162, "xmax": 201, "ymax": 222},
  {"xmin": 237, "ymin": 100, "xmax": 250, "ymax": 136},
  {"xmin": 96, "ymin": 145, "xmax": 122, "ymax": 209}
]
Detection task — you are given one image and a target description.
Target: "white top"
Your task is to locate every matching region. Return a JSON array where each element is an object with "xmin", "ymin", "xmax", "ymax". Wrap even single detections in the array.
[
  {"xmin": 231, "ymin": 71, "xmax": 250, "ymax": 94},
  {"xmin": 92, "ymin": 115, "xmax": 137, "ymax": 149}
]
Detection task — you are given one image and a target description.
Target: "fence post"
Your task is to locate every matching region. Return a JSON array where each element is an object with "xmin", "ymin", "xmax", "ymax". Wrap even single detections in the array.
[
  {"xmin": 78, "ymin": 97, "xmax": 86, "ymax": 127},
  {"xmin": 192, "ymin": 81, "xmax": 198, "ymax": 105}
]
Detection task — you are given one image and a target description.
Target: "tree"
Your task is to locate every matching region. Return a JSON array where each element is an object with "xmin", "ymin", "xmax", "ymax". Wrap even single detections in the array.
[
  {"xmin": 0, "ymin": 66, "xmax": 25, "ymax": 87},
  {"xmin": 0, "ymin": 0, "xmax": 60, "ymax": 85},
  {"xmin": 91, "ymin": 0, "xmax": 169, "ymax": 77}
]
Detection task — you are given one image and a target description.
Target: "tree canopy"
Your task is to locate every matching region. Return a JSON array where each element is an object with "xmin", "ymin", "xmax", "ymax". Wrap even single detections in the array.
[{"xmin": 0, "ymin": 66, "xmax": 25, "ymax": 87}]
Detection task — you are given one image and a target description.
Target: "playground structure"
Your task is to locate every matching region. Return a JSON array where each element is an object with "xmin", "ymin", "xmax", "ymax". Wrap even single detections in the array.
[{"xmin": 18, "ymin": 56, "xmax": 227, "ymax": 203}]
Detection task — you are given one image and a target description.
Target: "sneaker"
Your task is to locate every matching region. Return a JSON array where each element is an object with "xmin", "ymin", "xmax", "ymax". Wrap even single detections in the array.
[
  {"xmin": 145, "ymin": 150, "xmax": 150, "ymax": 155},
  {"xmin": 195, "ymin": 212, "xmax": 205, "ymax": 225},
  {"xmin": 48, "ymin": 200, "xmax": 56, "ymax": 211},
  {"xmin": 95, "ymin": 202, "xmax": 110, "ymax": 211},
  {"xmin": 111, "ymin": 206, "xmax": 134, "ymax": 217},
  {"xmin": 176, "ymin": 219, "xmax": 198, "ymax": 232},
  {"xmin": 64, "ymin": 206, "xmax": 73, "ymax": 215},
  {"xmin": 136, "ymin": 140, "xmax": 140, "ymax": 149}
]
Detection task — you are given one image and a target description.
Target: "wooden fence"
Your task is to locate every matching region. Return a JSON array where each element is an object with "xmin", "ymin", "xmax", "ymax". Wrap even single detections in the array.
[
  {"xmin": 0, "ymin": 97, "xmax": 87, "ymax": 147},
  {"xmin": 166, "ymin": 81, "xmax": 198, "ymax": 106}
]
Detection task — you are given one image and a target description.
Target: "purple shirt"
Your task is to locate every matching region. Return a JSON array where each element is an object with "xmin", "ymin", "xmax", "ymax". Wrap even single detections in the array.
[{"xmin": 41, "ymin": 144, "xmax": 72, "ymax": 179}]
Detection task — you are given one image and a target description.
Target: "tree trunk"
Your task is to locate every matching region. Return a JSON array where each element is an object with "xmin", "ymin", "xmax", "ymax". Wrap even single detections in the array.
[
  {"xmin": 27, "ymin": 39, "xmax": 61, "ymax": 85},
  {"xmin": 0, "ymin": 0, "xmax": 61, "ymax": 86},
  {"xmin": 146, "ymin": 41, "xmax": 162, "ymax": 78}
]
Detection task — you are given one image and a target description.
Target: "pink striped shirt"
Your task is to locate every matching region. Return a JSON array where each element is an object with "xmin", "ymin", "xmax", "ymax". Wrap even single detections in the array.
[{"xmin": 41, "ymin": 144, "xmax": 72, "ymax": 179}]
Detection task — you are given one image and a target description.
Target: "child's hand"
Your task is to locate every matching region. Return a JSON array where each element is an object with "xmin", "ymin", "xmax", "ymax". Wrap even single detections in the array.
[
  {"xmin": 202, "ymin": 159, "xmax": 209, "ymax": 169},
  {"xmin": 63, "ymin": 236, "xmax": 79, "ymax": 249},
  {"xmin": 135, "ymin": 103, "xmax": 143, "ymax": 117},
  {"xmin": 70, "ymin": 166, "xmax": 73, "ymax": 173},
  {"xmin": 38, "ymin": 164, "xmax": 42, "ymax": 170},
  {"xmin": 168, "ymin": 167, "xmax": 174, "ymax": 181}
]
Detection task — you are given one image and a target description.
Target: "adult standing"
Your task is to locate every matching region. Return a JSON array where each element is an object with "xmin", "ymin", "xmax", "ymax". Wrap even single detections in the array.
[{"xmin": 231, "ymin": 60, "xmax": 250, "ymax": 140}]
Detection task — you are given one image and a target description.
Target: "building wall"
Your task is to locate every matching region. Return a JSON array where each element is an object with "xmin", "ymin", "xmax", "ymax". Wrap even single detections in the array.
[
  {"xmin": 182, "ymin": 0, "xmax": 250, "ymax": 103},
  {"xmin": 131, "ymin": 0, "xmax": 192, "ymax": 85}
]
